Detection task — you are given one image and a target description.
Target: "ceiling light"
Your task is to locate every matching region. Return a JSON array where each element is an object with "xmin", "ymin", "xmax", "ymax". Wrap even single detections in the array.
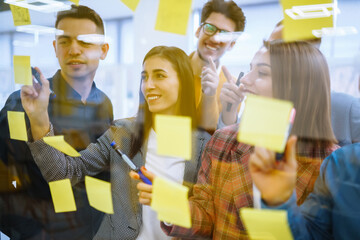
[{"xmin": 5, "ymin": 0, "xmax": 71, "ymax": 13}]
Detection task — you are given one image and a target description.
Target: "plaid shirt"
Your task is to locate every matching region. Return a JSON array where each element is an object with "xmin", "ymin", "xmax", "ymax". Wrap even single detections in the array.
[{"xmin": 163, "ymin": 124, "xmax": 337, "ymax": 240}]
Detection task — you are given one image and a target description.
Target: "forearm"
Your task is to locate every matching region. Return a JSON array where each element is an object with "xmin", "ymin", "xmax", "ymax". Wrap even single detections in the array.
[
  {"xmin": 29, "ymin": 112, "xmax": 50, "ymax": 141},
  {"xmin": 27, "ymin": 124, "xmax": 111, "ymax": 184},
  {"xmin": 198, "ymin": 94, "xmax": 219, "ymax": 130}
]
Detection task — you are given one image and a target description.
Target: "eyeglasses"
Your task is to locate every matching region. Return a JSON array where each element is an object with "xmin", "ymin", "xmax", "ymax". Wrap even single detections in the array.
[{"xmin": 201, "ymin": 22, "xmax": 230, "ymax": 36}]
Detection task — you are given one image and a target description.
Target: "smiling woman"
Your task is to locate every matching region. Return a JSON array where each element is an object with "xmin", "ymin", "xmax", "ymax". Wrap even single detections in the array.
[{"xmin": 22, "ymin": 46, "xmax": 210, "ymax": 240}]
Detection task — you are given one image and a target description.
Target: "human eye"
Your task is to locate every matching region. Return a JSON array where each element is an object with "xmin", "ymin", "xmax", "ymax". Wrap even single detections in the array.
[
  {"xmin": 141, "ymin": 73, "xmax": 148, "ymax": 81},
  {"xmin": 156, "ymin": 73, "xmax": 166, "ymax": 79},
  {"xmin": 58, "ymin": 38, "xmax": 70, "ymax": 45},
  {"xmin": 258, "ymin": 69, "xmax": 270, "ymax": 77},
  {"xmin": 79, "ymin": 40, "xmax": 94, "ymax": 47}
]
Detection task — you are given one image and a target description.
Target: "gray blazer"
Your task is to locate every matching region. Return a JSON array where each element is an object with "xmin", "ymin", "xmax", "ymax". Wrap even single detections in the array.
[
  {"xmin": 29, "ymin": 118, "xmax": 211, "ymax": 239},
  {"xmin": 331, "ymin": 92, "xmax": 360, "ymax": 146}
]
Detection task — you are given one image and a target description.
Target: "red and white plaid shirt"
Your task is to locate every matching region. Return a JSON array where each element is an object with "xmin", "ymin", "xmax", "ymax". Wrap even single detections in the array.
[{"xmin": 163, "ymin": 124, "xmax": 337, "ymax": 240}]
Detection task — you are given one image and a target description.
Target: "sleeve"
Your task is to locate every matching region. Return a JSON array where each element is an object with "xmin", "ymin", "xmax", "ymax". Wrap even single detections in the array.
[
  {"xmin": 263, "ymin": 157, "xmax": 334, "ymax": 240},
  {"xmin": 27, "ymin": 123, "xmax": 112, "ymax": 185},
  {"xmin": 350, "ymin": 97, "xmax": 360, "ymax": 143},
  {"xmin": 161, "ymin": 136, "xmax": 216, "ymax": 238}
]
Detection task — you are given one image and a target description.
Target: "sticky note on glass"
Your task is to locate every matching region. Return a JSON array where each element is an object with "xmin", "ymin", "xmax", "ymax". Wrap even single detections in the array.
[
  {"xmin": 85, "ymin": 176, "xmax": 114, "ymax": 214},
  {"xmin": 9, "ymin": 4, "xmax": 31, "ymax": 26},
  {"xmin": 237, "ymin": 95, "xmax": 293, "ymax": 152},
  {"xmin": 49, "ymin": 179, "xmax": 77, "ymax": 213},
  {"xmin": 281, "ymin": 0, "xmax": 334, "ymax": 41},
  {"xmin": 43, "ymin": 136, "xmax": 81, "ymax": 157},
  {"xmin": 120, "ymin": 0, "xmax": 140, "ymax": 11},
  {"xmin": 151, "ymin": 177, "xmax": 191, "ymax": 228},
  {"xmin": 240, "ymin": 208, "xmax": 294, "ymax": 240},
  {"xmin": 155, "ymin": 0, "xmax": 192, "ymax": 35},
  {"xmin": 155, "ymin": 115, "xmax": 191, "ymax": 160},
  {"xmin": 7, "ymin": 111, "xmax": 28, "ymax": 141},
  {"xmin": 69, "ymin": 0, "xmax": 80, "ymax": 5},
  {"xmin": 13, "ymin": 55, "xmax": 32, "ymax": 86}
]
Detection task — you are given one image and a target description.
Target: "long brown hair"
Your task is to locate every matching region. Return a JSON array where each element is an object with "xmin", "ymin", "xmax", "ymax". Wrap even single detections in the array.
[
  {"xmin": 265, "ymin": 41, "xmax": 336, "ymax": 146},
  {"xmin": 128, "ymin": 46, "xmax": 197, "ymax": 159}
]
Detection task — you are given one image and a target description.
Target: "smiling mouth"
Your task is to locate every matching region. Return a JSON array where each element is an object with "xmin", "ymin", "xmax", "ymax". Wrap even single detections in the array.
[
  {"xmin": 147, "ymin": 95, "xmax": 161, "ymax": 101},
  {"xmin": 206, "ymin": 44, "xmax": 217, "ymax": 51}
]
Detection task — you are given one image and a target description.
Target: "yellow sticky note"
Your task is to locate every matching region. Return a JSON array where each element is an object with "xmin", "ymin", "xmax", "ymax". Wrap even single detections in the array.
[
  {"xmin": 155, "ymin": 115, "xmax": 192, "ymax": 160},
  {"xmin": 281, "ymin": 0, "xmax": 333, "ymax": 41},
  {"xmin": 13, "ymin": 55, "xmax": 32, "ymax": 86},
  {"xmin": 49, "ymin": 179, "xmax": 77, "ymax": 213},
  {"xmin": 9, "ymin": 4, "xmax": 31, "ymax": 26},
  {"xmin": 120, "ymin": 0, "xmax": 140, "ymax": 11},
  {"xmin": 237, "ymin": 95, "xmax": 293, "ymax": 152},
  {"xmin": 240, "ymin": 208, "xmax": 294, "ymax": 240},
  {"xmin": 151, "ymin": 177, "xmax": 191, "ymax": 228},
  {"xmin": 7, "ymin": 111, "xmax": 28, "ymax": 141},
  {"xmin": 69, "ymin": 0, "xmax": 80, "ymax": 6},
  {"xmin": 43, "ymin": 136, "xmax": 81, "ymax": 157},
  {"xmin": 85, "ymin": 176, "xmax": 114, "ymax": 214},
  {"xmin": 155, "ymin": 0, "xmax": 192, "ymax": 35}
]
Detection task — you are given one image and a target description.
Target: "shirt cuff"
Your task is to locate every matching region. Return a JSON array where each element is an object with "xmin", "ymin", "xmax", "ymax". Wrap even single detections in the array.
[
  {"xmin": 261, "ymin": 191, "xmax": 296, "ymax": 210},
  {"xmin": 27, "ymin": 123, "xmax": 54, "ymax": 143}
]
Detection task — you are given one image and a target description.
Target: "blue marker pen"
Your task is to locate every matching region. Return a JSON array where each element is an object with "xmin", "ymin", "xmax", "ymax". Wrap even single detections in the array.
[
  {"xmin": 31, "ymin": 67, "xmax": 56, "ymax": 97},
  {"xmin": 276, "ymin": 108, "xmax": 296, "ymax": 161},
  {"xmin": 110, "ymin": 141, "xmax": 152, "ymax": 185},
  {"xmin": 226, "ymin": 71, "xmax": 244, "ymax": 111}
]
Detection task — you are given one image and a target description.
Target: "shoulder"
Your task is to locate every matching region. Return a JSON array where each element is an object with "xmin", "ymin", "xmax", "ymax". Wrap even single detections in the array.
[
  {"xmin": 205, "ymin": 123, "xmax": 252, "ymax": 160},
  {"xmin": 112, "ymin": 118, "xmax": 136, "ymax": 130},
  {"xmin": 1, "ymin": 90, "xmax": 22, "ymax": 112},
  {"xmin": 322, "ymin": 143, "xmax": 360, "ymax": 180},
  {"xmin": 331, "ymin": 91, "xmax": 357, "ymax": 108}
]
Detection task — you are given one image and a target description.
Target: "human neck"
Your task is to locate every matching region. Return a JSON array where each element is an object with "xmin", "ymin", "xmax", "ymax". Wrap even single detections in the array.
[
  {"xmin": 61, "ymin": 71, "xmax": 94, "ymax": 103},
  {"xmin": 190, "ymin": 51, "xmax": 220, "ymax": 77}
]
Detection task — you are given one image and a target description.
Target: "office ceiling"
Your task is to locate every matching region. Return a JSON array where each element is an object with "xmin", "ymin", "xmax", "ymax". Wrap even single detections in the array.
[{"xmin": 0, "ymin": 0, "xmax": 277, "ymax": 33}]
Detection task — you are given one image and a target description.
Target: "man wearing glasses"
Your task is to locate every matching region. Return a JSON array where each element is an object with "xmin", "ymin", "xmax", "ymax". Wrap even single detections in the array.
[
  {"xmin": 0, "ymin": 5, "xmax": 113, "ymax": 240},
  {"xmin": 190, "ymin": 0, "xmax": 246, "ymax": 131}
]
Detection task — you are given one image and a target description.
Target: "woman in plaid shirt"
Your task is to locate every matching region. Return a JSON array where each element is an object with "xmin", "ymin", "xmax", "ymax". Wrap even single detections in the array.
[{"xmin": 135, "ymin": 41, "xmax": 338, "ymax": 239}]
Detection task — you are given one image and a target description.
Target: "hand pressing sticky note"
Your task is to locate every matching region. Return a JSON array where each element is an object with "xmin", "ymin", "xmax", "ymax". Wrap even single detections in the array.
[
  {"xmin": 43, "ymin": 136, "xmax": 81, "ymax": 157},
  {"xmin": 237, "ymin": 95, "xmax": 293, "ymax": 152},
  {"xmin": 49, "ymin": 179, "xmax": 77, "ymax": 213},
  {"xmin": 155, "ymin": 0, "xmax": 192, "ymax": 35},
  {"xmin": 240, "ymin": 208, "xmax": 294, "ymax": 240},
  {"xmin": 85, "ymin": 176, "xmax": 114, "ymax": 214},
  {"xmin": 7, "ymin": 111, "xmax": 28, "ymax": 141},
  {"xmin": 281, "ymin": 0, "xmax": 333, "ymax": 42},
  {"xmin": 151, "ymin": 177, "xmax": 191, "ymax": 228},
  {"xmin": 155, "ymin": 115, "xmax": 191, "ymax": 160},
  {"xmin": 120, "ymin": 0, "xmax": 140, "ymax": 11},
  {"xmin": 13, "ymin": 56, "xmax": 32, "ymax": 86},
  {"xmin": 9, "ymin": 5, "xmax": 31, "ymax": 26}
]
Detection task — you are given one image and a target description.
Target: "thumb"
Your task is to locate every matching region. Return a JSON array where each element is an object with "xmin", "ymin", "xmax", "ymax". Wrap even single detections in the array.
[
  {"xmin": 140, "ymin": 166, "xmax": 155, "ymax": 182},
  {"xmin": 285, "ymin": 135, "xmax": 297, "ymax": 167},
  {"xmin": 221, "ymin": 65, "xmax": 234, "ymax": 83}
]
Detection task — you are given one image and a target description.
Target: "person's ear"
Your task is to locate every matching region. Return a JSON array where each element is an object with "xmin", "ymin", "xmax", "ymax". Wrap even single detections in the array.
[
  {"xmin": 53, "ymin": 40, "xmax": 58, "ymax": 57},
  {"xmin": 227, "ymin": 40, "xmax": 236, "ymax": 51},
  {"xmin": 100, "ymin": 43, "xmax": 109, "ymax": 60},
  {"xmin": 195, "ymin": 26, "xmax": 201, "ymax": 39}
]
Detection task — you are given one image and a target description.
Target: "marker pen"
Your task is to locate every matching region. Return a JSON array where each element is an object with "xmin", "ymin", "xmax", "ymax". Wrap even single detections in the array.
[
  {"xmin": 226, "ymin": 71, "xmax": 244, "ymax": 111},
  {"xmin": 31, "ymin": 67, "xmax": 56, "ymax": 97},
  {"xmin": 110, "ymin": 141, "xmax": 152, "ymax": 185},
  {"xmin": 276, "ymin": 108, "xmax": 296, "ymax": 161}
]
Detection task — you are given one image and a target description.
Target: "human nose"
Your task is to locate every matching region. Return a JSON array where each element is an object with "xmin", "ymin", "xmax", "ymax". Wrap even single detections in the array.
[
  {"xmin": 68, "ymin": 40, "xmax": 81, "ymax": 56},
  {"xmin": 240, "ymin": 71, "xmax": 253, "ymax": 86},
  {"xmin": 142, "ymin": 76, "xmax": 155, "ymax": 92}
]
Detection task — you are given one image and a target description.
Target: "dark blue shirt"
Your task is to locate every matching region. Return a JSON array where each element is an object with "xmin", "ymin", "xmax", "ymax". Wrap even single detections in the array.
[{"xmin": 0, "ymin": 70, "xmax": 113, "ymax": 239}]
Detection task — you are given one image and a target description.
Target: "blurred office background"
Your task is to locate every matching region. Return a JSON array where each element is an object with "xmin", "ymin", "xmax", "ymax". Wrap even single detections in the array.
[{"xmin": 0, "ymin": 0, "xmax": 359, "ymax": 121}]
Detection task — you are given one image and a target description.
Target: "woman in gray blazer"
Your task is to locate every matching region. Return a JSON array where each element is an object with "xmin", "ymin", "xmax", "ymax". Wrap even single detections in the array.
[{"xmin": 22, "ymin": 46, "xmax": 210, "ymax": 239}]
